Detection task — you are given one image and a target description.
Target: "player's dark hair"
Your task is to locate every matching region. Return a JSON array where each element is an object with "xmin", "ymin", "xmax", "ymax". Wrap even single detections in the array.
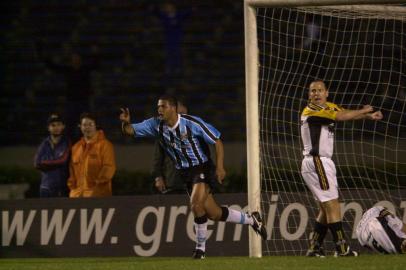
[
  {"xmin": 309, "ymin": 79, "xmax": 328, "ymax": 89},
  {"xmin": 159, "ymin": 94, "xmax": 178, "ymax": 109}
]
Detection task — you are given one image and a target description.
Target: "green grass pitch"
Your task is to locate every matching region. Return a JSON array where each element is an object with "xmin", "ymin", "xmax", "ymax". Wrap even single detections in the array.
[{"xmin": 1, "ymin": 255, "xmax": 405, "ymax": 270}]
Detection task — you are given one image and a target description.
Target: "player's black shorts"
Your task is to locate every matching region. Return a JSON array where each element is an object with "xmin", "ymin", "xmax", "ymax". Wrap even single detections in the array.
[{"xmin": 178, "ymin": 161, "xmax": 217, "ymax": 196}]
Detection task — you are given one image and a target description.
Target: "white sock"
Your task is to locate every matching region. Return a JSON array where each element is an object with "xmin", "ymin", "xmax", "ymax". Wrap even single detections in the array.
[
  {"xmin": 226, "ymin": 208, "xmax": 253, "ymax": 225},
  {"xmin": 194, "ymin": 222, "xmax": 207, "ymax": 252}
]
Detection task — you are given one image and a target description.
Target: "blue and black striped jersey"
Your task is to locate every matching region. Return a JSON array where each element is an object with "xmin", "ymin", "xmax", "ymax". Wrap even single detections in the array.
[{"xmin": 131, "ymin": 114, "xmax": 221, "ymax": 169}]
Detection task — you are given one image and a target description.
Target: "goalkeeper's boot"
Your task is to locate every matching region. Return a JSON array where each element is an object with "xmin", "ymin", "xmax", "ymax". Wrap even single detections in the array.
[
  {"xmin": 334, "ymin": 246, "xmax": 359, "ymax": 257},
  {"xmin": 192, "ymin": 249, "xmax": 206, "ymax": 259},
  {"xmin": 250, "ymin": 211, "xmax": 268, "ymax": 240},
  {"xmin": 306, "ymin": 246, "xmax": 326, "ymax": 258}
]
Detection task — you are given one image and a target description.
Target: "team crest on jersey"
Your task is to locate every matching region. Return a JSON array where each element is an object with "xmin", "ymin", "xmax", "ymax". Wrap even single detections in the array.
[{"xmin": 200, "ymin": 173, "xmax": 205, "ymax": 179}]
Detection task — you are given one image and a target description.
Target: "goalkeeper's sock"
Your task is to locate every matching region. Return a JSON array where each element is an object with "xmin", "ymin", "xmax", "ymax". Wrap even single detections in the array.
[
  {"xmin": 328, "ymin": 221, "xmax": 348, "ymax": 254},
  {"xmin": 194, "ymin": 215, "xmax": 208, "ymax": 252},
  {"xmin": 309, "ymin": 221, "xmax": 328, "ymax": 250},
  {"xmin": 220, "ymin": 206, "xmax": 253, "ymax": 225}
]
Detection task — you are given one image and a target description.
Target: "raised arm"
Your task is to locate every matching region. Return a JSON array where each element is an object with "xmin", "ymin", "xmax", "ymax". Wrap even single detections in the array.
[
  {"xmin": 354, "ymin": 110, "xmax": 383, "ymax": 121},
  {"xmin": 336, "ymin": 105, "xmax": 383, "ymax": 121},
  {"xmin": 120, "ymin": 108, "xmax": 134, "ymax": 135},
  {"xmin": 214, "ymin": 139, "xmax": 226, "ymax": 184}
]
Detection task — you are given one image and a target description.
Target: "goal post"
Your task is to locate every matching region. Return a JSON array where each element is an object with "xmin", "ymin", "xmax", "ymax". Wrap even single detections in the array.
[
  {"xmin": 245, "ymin": 0, "xmax": 262, "ymax": 258},
  {"xmin": 245, "ymin": 0, "xmax": 406, "ymax": 258}
]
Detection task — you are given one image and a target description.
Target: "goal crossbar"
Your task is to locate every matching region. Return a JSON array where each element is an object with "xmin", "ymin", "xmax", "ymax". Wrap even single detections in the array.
[{"xmin": 245, "ymin": 0, "xmax": 406, "ymax": 8}]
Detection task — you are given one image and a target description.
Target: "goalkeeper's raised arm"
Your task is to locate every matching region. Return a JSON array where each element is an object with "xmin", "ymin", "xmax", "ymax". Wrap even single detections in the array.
[{"xmin": 336, "ymin": 105, "xmax": 383, "ymax": 121}]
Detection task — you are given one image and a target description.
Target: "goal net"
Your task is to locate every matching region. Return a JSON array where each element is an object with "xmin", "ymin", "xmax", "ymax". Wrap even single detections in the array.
[{"xmin": 245, "ymin": 0, "xmax": 406, "ymax": 257}]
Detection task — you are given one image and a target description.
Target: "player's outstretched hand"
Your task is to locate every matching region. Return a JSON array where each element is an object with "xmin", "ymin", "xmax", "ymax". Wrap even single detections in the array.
[
  {"xmin": 362, "ymin": 105, "xmax": 374, "ymax": 113},
  {"xmin": 369, "ymin": 110, "xmax": 383, "ymax": 121},
  {"xmin": 120, "ymin": 108, "xmax": 131, "ymax": 123},
  {"xmin": 216, "ymin": 167, "xmax": 226, "ymax": 184}
]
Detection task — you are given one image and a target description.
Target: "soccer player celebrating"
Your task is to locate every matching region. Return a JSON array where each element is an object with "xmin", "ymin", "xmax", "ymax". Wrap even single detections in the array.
[
  {"xmin": 356, "ymin": 206, "xmax": 406, "ymax": 254},
  {"xmin": 120, "ymin": 95, "xmax": 267, "ymax": 259},
  {"xmin": 301, "ymin": 80, "xmax": 383, "ymax": 257}
]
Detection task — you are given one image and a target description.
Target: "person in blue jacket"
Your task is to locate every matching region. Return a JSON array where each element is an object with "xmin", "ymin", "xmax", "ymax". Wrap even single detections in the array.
[{"xmin": 34, "ymin": 113, "xmax": 71, "ymax": 197}]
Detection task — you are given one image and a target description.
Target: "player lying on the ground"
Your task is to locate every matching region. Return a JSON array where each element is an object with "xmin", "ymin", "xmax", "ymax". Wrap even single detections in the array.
[{"xmin": 356, "ymin": 206, "xmax": 406, "ymax": 254}]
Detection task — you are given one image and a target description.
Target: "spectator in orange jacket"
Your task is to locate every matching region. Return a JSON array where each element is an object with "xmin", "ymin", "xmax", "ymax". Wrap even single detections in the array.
[{"xmin": 68, "ymin": 112, "xmax": 116, "ymax": 197}]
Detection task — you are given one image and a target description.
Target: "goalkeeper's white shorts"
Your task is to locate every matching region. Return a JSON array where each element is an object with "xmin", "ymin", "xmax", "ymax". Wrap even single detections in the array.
[
  {"xmin": 301, "ymin": 156, "xmax": 338, "ymax": 202},
  {"xmin": 356, "ymin": 206, "xmax": 406, "ymax": 254}
]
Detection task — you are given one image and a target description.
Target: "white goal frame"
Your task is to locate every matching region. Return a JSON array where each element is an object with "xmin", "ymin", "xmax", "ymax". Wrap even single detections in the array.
[{"xmin": 244, "ymin": 0, "xmax": 406, "ymax": 258}]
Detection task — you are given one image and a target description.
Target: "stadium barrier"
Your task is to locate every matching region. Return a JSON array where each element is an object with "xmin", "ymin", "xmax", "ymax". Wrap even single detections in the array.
[{"xmin": 1, "ymin": 191, "xmax": 405, "ymax": 257}]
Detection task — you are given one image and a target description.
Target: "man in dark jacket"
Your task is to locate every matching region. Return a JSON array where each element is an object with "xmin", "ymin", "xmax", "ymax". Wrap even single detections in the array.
[
  {"xmin": 34, "ymin": 113, "xmax": 71, "ymax": 197},
  {"xmin": 152, "ymin": 100, "xmax": 188, "ymax": 194}
]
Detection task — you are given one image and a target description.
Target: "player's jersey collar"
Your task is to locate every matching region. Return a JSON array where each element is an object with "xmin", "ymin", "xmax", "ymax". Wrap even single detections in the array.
[
  {"xmin": 308, "ymin": 102, "xmax": 327, "ymax": 111},
  {"xmin": 167, "ymin": 114, "xmax": 180, "ymax": 131}
]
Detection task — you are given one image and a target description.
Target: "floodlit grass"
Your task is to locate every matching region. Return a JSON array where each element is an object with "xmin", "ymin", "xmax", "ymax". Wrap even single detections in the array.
[{"xmin": 1, "ymin": 255, "xmax": 405, "ymax": 270}]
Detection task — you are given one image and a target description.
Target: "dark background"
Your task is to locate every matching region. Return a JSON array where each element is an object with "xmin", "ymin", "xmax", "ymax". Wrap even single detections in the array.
[{"xmin": 1, "ymin": 0, "xmax": 245, "ymax": 145}]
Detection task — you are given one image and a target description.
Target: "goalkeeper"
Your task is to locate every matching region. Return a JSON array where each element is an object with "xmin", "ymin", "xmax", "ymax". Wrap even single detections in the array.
[
  {"xmin": 356, "ymin": 206, "xmax": 406, "ymax": 254},
  {"xmin": 120, "ymin": 94, "xmax": 267, "ymax": 259},
  {"xmin": 300, "ymin": 80, "xmax": 383, "ymax": 257}
]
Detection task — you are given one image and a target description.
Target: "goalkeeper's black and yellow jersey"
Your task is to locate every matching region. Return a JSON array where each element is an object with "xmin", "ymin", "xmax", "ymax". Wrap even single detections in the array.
[{"xmin": 301, "ymin": 102, "xmax": 343, "ymax": 158}]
